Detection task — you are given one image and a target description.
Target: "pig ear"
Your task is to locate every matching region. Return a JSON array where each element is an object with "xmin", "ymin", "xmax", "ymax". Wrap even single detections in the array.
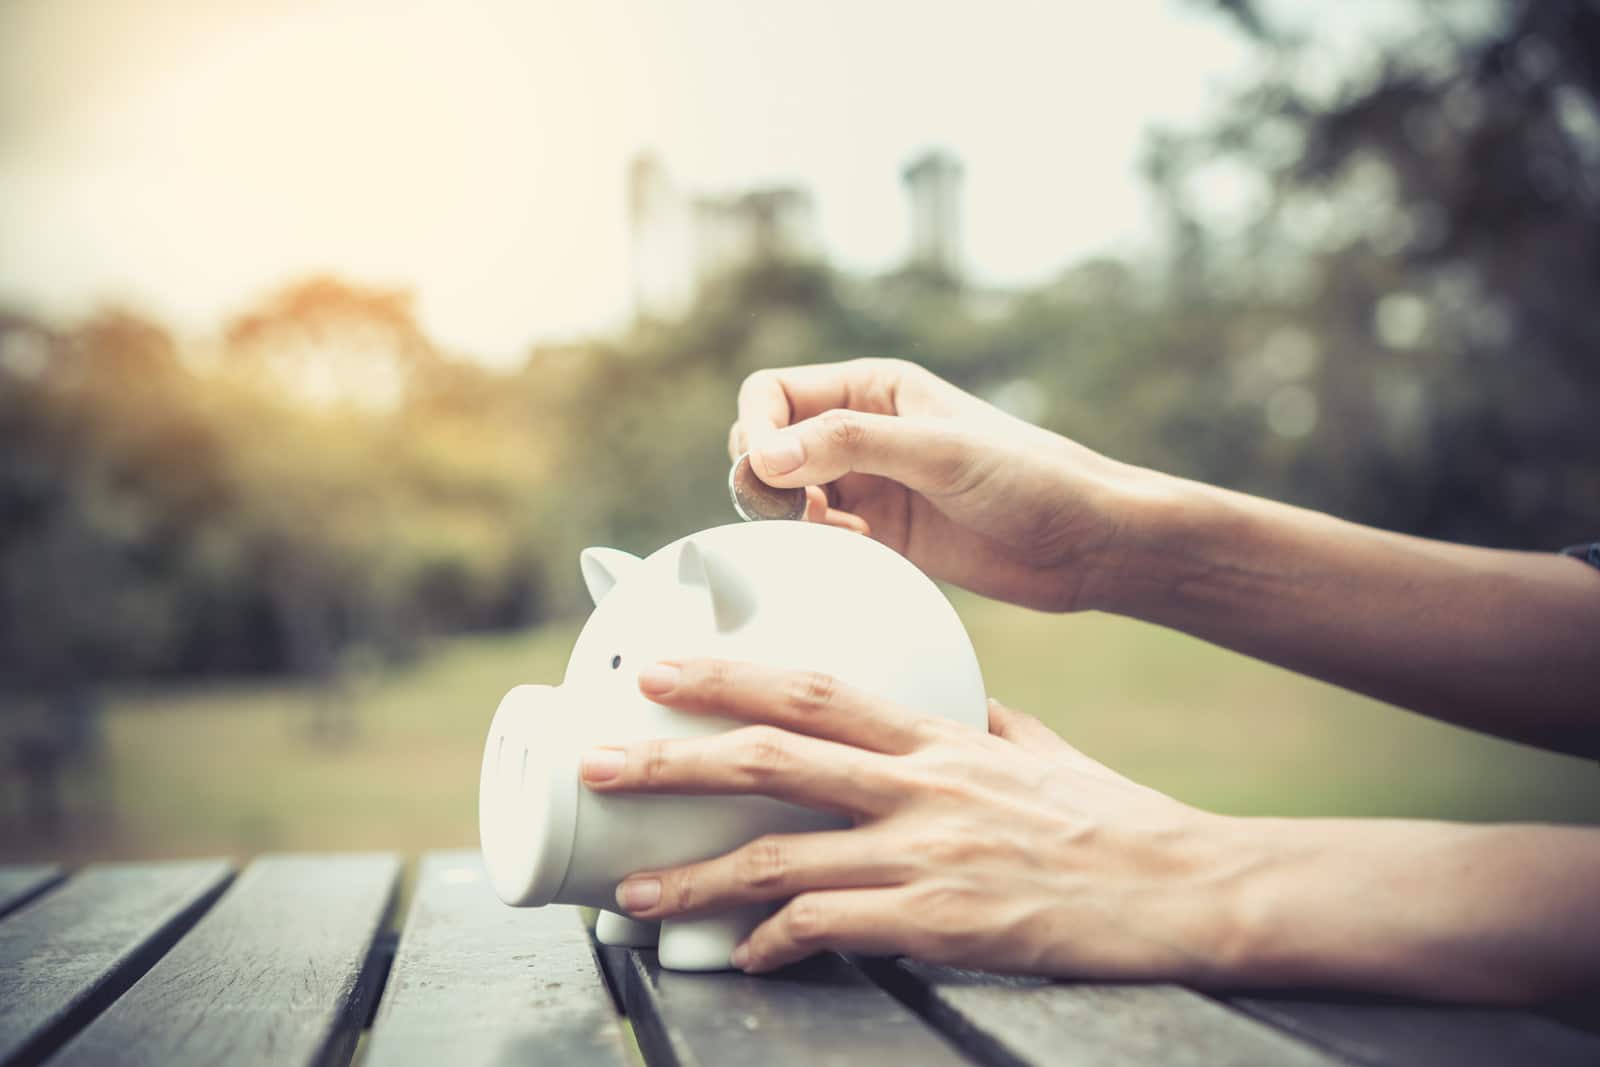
[
  {"xmin": 580, "ymin": 547, "xmax": 642, "ymax": 606},
  {"xmin": 678, "ymin": 539, "xmax": 757, "ymax": 632}
]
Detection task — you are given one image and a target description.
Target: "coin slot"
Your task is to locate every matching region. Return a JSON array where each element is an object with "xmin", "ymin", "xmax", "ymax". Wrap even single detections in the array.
[
  {"xmin": 496, "ymin": 734, "xmax": 504, "ymax": 772},
  {"xmin": 520, "ymin": 748, "xmax": 528, "ymax": 785}
]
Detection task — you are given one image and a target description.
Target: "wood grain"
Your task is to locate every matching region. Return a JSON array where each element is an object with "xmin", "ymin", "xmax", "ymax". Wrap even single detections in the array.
[
  {"xmin": 614, "ymin": 948, "xmax": 971, "ymax": 1067},
  {"xmin": 363, "ymin": 852, "xmax": 630, "ymax": 1067},
  {"xmin": 0, "ymin": 860, "xmax": 232, "ymax": 1067},
  {"xmin": 0, "ymin": 866, "xmax": 63, "ymax": 920},
  {"xmin": 47, "ymin": 853, "xmax": 398, "ymax": 1067},
  {"xmin": 1228, "ymin": 991, "xmax": 1600, "ymax": 1067},
  {"xmin": 862, "ymin": 961, "xmax": 1344, "ymax": 1067}
]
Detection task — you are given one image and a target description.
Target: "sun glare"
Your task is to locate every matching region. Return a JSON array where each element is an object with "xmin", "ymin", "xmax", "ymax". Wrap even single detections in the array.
[{"xmin": 0, "ymin": 0, "xmax": 1250, "ymax": 362}]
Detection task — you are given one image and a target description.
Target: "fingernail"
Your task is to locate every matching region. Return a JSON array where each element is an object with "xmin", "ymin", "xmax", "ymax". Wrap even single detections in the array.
[
  {"xmin": 617, "ymin": 878, "xmax": 660, "ymax": 912},
  {"xmin": 753, "ymin": 431, "xmax": 804, "ymax": 476},
  {"xmin": 638, "ymin": 662, "xmax": 680, "ymax": 696},
  {"xmin": 581, "ymin": 747, "xmax": 626, "ymax": 782},
  {"xmin": 730, "ymin": 943, "xmax": 751, "ymax": 969}
]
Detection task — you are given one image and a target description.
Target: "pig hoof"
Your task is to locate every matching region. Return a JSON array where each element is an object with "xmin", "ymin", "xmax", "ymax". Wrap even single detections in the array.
[
  {"xmin": 596, "ymin": 910, "xmax": 659, "ymax": 947},
  {"xmin": 657, "ymin": 908, "xmax": 767, "ymax": 971}
]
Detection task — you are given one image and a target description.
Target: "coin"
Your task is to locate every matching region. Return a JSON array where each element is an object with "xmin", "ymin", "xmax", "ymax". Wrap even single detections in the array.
[{"xmin": 729, "ymin": 452, "xmax": 807, "ymax": 522}]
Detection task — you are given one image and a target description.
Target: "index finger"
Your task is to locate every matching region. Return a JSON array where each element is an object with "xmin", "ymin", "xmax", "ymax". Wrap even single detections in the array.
[
  {"xmin": 733, "ymin": 360, "xmax": 911, "ymax": 457},
  {"xmin": 641, "ymin": 659, "xmax": 935, "ymax": 755},
  {"xmin": 580, "ymin": 725, "xmax": 899, "ymax": 818}
]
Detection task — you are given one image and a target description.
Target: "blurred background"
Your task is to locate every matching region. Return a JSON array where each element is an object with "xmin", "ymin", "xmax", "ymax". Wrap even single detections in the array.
[{"xmin": 2, "ymin": 0, "xmax": 1597, "ymax": 864}]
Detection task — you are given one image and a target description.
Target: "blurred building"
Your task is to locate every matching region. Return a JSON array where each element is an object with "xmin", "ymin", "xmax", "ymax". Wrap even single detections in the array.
[
  {"xmin": 628, "ymin": 154, "xmax": 819, "ymax": 320},
  {"xmin": 691, "ymin": 188, "xmax": 819, "ymax": 280},
  {"xmin": 627, "ymin": 154, "xmax": 696, "ymax": 320},
  {"xmin": 901, "ymin": 149, "xmax": 964, "ymax": 277},
  {"xmin": 627, "ymin": 148, "xmax": 966, "ymax": 319}
]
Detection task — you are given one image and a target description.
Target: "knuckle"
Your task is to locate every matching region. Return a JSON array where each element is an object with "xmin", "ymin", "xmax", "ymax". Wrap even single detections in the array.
[
  {"xmin": 915, "ymin": 829, "xmax": 976, "ymax": 867},
  {"xmin": 735, "ymin": 726, "xmax": 790, "ymax": 784},
  {"xmin": 738, "ymin": 368, "xmax": 777, "ymax": 399},
  {"xmin": 639, "ymin": 740, "xmax": 671, "ymax": 787},
  {"xmin": 783, "ymin": 894, "xmax": 830, "ymax": 945},
  {"xmin": 855, "ymin": 355, "xmax": 910, "ymax": 378},
  {"xmin": 737, "ymin": 836, "xmax": 789, "ymax": 891},
  {"xmin": 865, "ymin": 356, "xmax": 933, "ymax": 397},
  {"xmin": 696, "ymin": 659, "xmax": 733, "ymax": 702},
  {"xmin": 820, "ymin": 409, "xmax": 866, "ymax": 454},
  {"xmin": 667, "ymin": 870, "xmax": 697, "ymax": 914},
  {"xmin": 786, "ymin": 669, "xmax": 839, "ymax": 717}
]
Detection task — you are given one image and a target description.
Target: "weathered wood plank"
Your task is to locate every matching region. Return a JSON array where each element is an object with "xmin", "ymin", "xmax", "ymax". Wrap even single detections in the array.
[
  {"xmin": 0, "ymin": 866, "xmax": 63, "ymax": 920},
  {"xmin": 576, "ymin": 908, "xmax": 629, "ymax": 1014},
  {"xmin": 860, "ymin": 961, "xmax": 1343, "ymax": 1067},
  {"xmin": 614, "ymin": 949, "xmax": 971, "ymax": 1067},
  {"xmin": 594, "ymin": 941, "xmax": 632, "ymax": 1015},
  {"xmin": 0, "ymin": 860, "xmax": 232, "ymax": 1067},
  {"xmin": 363, "ymin": 852, "xmax": 630, "ymax": 1067},
  {"xmin": 48, "ymin": 853, "xmax": 399, "ymax": 1067},
  {"xmin": 1227, "ymin": 991, "xmax": 1600, "ymax": 1067}
]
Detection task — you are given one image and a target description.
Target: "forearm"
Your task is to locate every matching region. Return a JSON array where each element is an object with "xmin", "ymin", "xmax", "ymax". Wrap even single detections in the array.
[
  {"xmin": 1212, "ymin": 817, "xmax": 1600, "ymax": 1003},
  {"xmin": 1089, "ymin": 470, "xmax": 1600, "ymax": 755}
]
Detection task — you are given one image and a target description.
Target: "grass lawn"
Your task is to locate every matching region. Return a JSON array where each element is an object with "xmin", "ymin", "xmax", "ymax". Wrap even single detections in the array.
[{"xmin": 4, "ymin": 590, "xmax": 1597, "ymax": 864}]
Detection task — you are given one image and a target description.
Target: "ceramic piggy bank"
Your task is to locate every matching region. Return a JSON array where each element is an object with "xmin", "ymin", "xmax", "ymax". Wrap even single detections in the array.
[{"xmin": 478, "ymin": 520, "xmax": 987, "ymax": 970}]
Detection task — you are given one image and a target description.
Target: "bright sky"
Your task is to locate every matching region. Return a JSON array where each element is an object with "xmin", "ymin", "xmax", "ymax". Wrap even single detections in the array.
[{"xmin": 0, "ymin": 0, "xmax": 1259, "ymax": 362}]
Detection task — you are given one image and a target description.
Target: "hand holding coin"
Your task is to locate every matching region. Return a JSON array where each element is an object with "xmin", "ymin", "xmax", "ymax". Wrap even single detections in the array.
[{"xmin": 728, "ymin": 453, "xmax": 808, "ymax": 522}]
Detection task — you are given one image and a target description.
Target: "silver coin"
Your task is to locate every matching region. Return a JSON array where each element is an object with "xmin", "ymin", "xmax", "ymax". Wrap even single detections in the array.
[{"xmin": 729, "ymin": 452, "xmax": 807, "ymax": 522}]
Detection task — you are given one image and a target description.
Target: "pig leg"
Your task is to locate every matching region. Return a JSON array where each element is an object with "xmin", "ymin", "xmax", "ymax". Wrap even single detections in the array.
[
  {"xmin": 657, "ymin": 904, "xmax": 771, "ymax": 971},
  {"xmin": 595, "ymin": 910, "xmax": 659, "ymax": 947}
]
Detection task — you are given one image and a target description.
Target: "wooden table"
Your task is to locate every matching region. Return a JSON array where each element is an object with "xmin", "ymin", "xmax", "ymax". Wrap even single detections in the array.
[{"xmin": 1, "ymin": 852, "xmax": 1594, "ymax": 1066}]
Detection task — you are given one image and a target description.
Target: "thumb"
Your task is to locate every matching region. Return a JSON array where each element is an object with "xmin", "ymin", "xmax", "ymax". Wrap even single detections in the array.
[
  {"xmin": 987, "ymin": 698, "xmax": 1072, "ymax": 753},
  {"xmin": 988, "ymin": 698, "xmax": 1127, "ymax": 781},
  {"xmin": 748, "ymin": 410, "xmax": 978, "ymax": 496}
]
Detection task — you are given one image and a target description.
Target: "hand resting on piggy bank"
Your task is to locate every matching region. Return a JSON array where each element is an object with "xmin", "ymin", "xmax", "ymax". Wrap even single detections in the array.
[{"xmin": 594, "ymin": 358, "xmax": 1600, "ymax": 1002}]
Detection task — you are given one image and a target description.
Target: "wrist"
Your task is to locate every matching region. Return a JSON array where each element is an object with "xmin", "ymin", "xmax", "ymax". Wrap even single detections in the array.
[
  {"xmin": 1070, "ymin": 465, "xmax": 1228, "ymax": 616},
  {"xmin": 1201, "ymin": 817, "xmax": 1509, "ymax": 998},
  {"xmin": 1203, "ymin": 815, "xmax": 1312, "ymax": 987},
  {"xmin": 1165, "ymin": 811, "xmax": 1289, "ymax": 987}
]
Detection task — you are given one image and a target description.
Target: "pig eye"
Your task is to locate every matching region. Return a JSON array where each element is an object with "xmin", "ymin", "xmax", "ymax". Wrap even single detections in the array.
[{"xmin": 611, "ymin": 655, "xmax": 622, "ymax": 669}]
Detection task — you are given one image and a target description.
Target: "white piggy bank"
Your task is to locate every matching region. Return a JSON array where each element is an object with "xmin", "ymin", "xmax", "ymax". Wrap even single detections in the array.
[{"xmin": 478, "ymin": 520, "xmax": 987, "ymax": 970}]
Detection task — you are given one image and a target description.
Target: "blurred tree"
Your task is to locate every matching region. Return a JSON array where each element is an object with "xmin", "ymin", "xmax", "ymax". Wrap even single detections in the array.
[
  {"xmin": 0, "ymin": 309, "xmax": 224, "ymax": 684},
  {"xmin": 217, "ymin": 280, "xmax": 549, "ymax": 691},
  {"xmin": 5, "ymin": 0, "xmax": 1596, "ymax": 698},
  {"xmin": 224, "ymin": 277, "xmax": 439, "ymax": 411},
  {"xmin": 1170, "ymin": 0, "xmax": 1600, "ymax": 545}
]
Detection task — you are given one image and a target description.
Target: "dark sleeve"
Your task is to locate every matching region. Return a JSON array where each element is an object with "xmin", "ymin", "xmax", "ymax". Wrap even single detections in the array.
[{"xmin": 1560, "ymin": 542, "xmax": 1600, "ymax": 570}]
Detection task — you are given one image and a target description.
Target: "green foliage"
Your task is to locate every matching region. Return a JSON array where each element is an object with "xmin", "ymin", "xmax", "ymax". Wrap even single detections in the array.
[
  {"xmin": 1, "ymin": 288, "xmax": 548, "ymax": 683},
  {"xmin": 1170, "ymin": 0, "xmax": 1600, "ymax": 544}
]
